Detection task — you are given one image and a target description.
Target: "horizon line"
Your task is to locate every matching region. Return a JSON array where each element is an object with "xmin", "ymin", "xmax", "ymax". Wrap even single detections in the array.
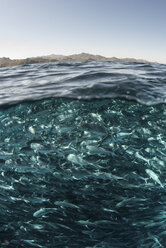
[{"xmin": 0, "ymin": 52, "xmax": 162, "ymax": 64}]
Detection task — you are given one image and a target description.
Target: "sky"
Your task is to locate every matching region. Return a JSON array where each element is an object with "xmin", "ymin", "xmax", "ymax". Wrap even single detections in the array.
[{"xmin": 0, "ymin": 0, "xmax": 166, "ymax": 63}]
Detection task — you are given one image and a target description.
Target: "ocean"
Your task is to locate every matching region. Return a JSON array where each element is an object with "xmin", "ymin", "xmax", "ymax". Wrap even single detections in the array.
[{"xmin": 0, "ymin": 60, "xmax": 166, "ymax": 247}]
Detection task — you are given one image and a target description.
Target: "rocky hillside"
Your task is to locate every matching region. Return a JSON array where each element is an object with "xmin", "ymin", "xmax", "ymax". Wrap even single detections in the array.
[{"xmin": 0, "ymin": 53, "xmax": 148, "ymax": 68}]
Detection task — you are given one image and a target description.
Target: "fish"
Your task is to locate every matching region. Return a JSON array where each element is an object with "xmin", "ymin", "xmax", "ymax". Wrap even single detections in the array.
[
  {"xmin": 145, "ymin": 169, "xmax": 164, "ymax": 187},
  {"xmin": 30, "ymin": 143, "xmax": 44, "ymax": 151},
  {"xmin": 54, "ymin": 200, "xmax": 79, "ymax": 209},
  {"xmin": 67, "ymin": 154, "xmax": 88, "ymax": 166},
  {"xmin": 135, "ymin": 152, "xmax": 150, "ymax": 165},
  {"xmin": 28, "ymin": 126, "xmax": 35, "ymax": 134},
  {"xmin": 86, "ymin": 145, "xmax": 110, "ymax": 156},
  {"xmin": 23, "ymin": 240, "xmax": 44, "ymax": 248},
  {"xmin": 93, "ymin": 172, "xmax": 124, "ymax": 181},
  {"xmin": 33, "ymin": 208, "xmax": 57, "ymax": 218}
]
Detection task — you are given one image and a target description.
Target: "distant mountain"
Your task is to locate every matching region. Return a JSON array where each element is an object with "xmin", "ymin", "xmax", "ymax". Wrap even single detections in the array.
[
  {"xmin": 64, "ymin": 52, "xmax": 106, "ymax": 61},
  {"xmin": 0, "ymin": 53, "xmax": 149, "ymax": 68},
  {"xmin": 38, "ymin": 54, "xmax": 65, "ymax": 60},
  {"xmin": 0, "ymin": 57, "xmax": 12, "ymax": 65}
]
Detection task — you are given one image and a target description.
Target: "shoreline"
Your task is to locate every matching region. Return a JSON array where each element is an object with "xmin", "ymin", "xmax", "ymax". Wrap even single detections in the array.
[{"xmin": 0, "ymin": 53, "xmax": 149, "ymax": 68}]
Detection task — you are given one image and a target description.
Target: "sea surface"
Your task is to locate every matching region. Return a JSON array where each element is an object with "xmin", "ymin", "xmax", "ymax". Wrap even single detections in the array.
[{"xmin": 0, "ymin": 61, "xmax": 166, "ymax": 247}]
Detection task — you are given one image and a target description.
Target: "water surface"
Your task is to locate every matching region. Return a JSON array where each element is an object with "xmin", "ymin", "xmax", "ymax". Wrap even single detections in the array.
[{"xmin": 0, "ymin": 61, "xmax": 166, "ymax": 247}]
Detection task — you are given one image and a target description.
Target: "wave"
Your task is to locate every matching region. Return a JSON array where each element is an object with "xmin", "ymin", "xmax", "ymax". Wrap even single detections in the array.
[{"xmin": 0, "ymin": 61, "xmax": 166, "ymax": 106}]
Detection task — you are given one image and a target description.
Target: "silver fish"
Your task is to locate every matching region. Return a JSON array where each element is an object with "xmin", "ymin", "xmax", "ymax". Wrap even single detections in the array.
[{"xmin": 145, "ymin": 169, "xmax": 163, "ymax": 187}]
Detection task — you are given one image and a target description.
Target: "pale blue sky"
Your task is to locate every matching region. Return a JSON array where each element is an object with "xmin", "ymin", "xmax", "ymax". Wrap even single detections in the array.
[{"xmin": 0, "ymin": 0, "xmax": 166, "ymax": 63}]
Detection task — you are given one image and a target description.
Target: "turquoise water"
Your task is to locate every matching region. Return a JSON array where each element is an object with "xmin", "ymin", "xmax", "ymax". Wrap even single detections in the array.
[{"xmin": 0, "ymin": 61, "xmax": 166, "ymax": 247}]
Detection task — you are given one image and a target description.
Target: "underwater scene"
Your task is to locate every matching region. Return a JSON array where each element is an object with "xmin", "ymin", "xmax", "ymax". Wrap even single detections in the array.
[{"xmin": 0, "ymin": 61, "xmax": 166, "ymax": 247}]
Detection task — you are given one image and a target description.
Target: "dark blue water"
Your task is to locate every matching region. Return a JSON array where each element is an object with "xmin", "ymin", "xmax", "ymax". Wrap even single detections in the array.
[{"xmin": 1, "ymin": 61, "xmax": 166, "ymax": 247}]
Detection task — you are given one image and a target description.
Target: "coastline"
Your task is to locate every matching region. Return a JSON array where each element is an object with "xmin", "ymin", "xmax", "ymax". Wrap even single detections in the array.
[{"xmin": 0, "ymin": 53, "xmax": 149, "ymax": 68}]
